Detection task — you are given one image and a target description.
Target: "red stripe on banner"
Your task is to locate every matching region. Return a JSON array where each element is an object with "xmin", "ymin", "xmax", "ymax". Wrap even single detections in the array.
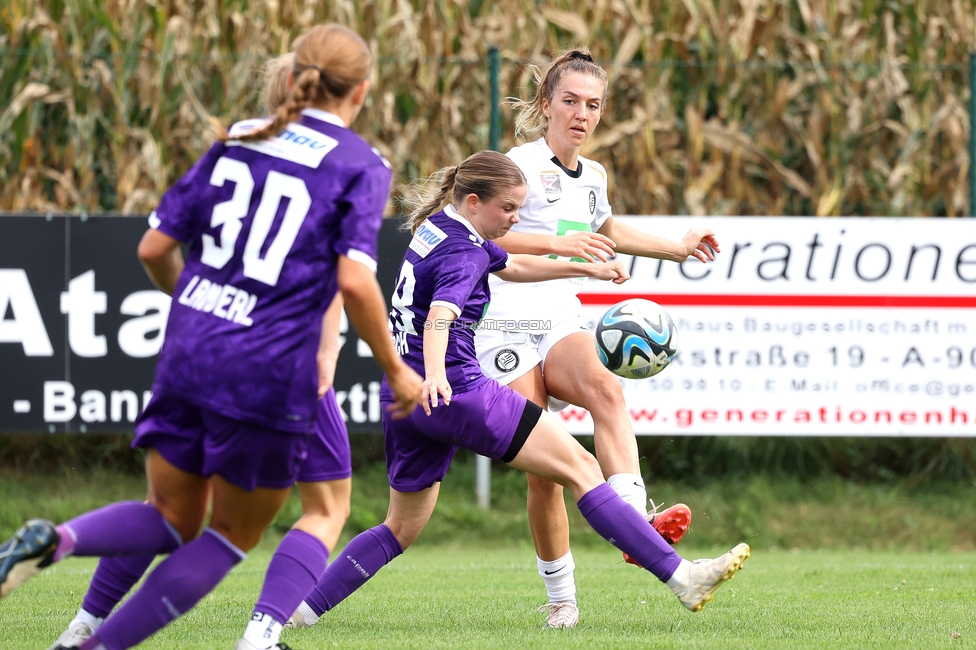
[{"xmin": 577, "ymin": 293, "xmax": 976, "ymax": 308}]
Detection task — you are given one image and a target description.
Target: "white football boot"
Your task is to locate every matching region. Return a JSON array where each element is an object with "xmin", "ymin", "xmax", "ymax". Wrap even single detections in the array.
[
  {"xmin": 672, "ymin": 543, "xmax": 750, "ymax": 612},
  {"xmin": 48, "ymin": 621, "xmax": 96, "ymax": 650},
  {"xmin": 538, "ymin": 600, "xmax": 580, "ymax": 628}
]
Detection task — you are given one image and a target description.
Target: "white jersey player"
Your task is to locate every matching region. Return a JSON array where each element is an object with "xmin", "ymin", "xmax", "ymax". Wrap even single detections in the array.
[
  {"xmin": 480, "ymin": 137, "xmax": 613, "ymax": 377},
  {"xmin": 475, "ymin": 48, "xmax": 722, "ymax": 629}
]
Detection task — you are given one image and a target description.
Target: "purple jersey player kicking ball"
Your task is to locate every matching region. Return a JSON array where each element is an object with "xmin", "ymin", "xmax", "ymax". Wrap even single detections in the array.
[
  {"xmin": 45, "ymin": 50, "xmax": 365, "ymax": 650},
  {"xmin": 283, "ymin": 150, "xmax": 750, "ymax": 635},
  {"xmin": 0, "ymin": 23, "xmax": 422, "ymax": 650}
]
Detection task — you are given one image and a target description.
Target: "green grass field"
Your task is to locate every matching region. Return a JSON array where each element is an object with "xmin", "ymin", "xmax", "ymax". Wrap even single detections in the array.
[
  {"xmin": 5, "ymin": 457, "xmax": 976, "ymax": 647},
  {"xmin": 3, "ymin": 545, "xmax": 976, "ymax": 649}
]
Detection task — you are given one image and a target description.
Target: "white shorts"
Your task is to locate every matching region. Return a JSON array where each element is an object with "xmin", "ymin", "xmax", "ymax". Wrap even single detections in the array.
[{"xmin": 475, "ymin": 316, "xmax": 589, "ymax": 410}]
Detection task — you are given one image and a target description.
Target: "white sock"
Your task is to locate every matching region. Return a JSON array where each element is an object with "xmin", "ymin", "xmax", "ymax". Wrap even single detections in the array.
[
  {"xmin": 537, "ymin": 551, "xmax": 577, "ymax": 604},
  {"xmin": 297, "ymin": 600, "xmax": 320, "ymax": 626},
  {"xmin": 607, "ymin": 473, "xmax": 649, "ymax": 516},
  {"xmin": 74, "ymin": 607, "xmax": 104, "ymax": 630},
  {"xmin": 242, "ymin": 611, "xmax": 283, "ymax": 649},
  {"xmin": 666, "ymin": 559, "xmax": 693, "ymax": 591}
]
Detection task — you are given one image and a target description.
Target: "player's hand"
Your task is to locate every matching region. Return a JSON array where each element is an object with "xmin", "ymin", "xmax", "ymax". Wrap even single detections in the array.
[
  {"xmin": 385, "ymin": 363, "xmax": 423, "ymax": 419},
  {"xmin": 420, "ymin": 373, "xmax": 453, "ymax": 416},
  {"xmin": 680, "ymin": 229, "xmax": 720, "ymax": 263},
  {"xmin": 587, "ymin": 260, "xmax": 631, "ymax": 284},
  {"xmin": 557, "ymin": 231, "xmax": 617, "ymax": 262},
  {"xmin": 316, "ymin": 351, "xmax": 338, "ymax": 397},
  {"xmin": 609, "ymin": 260, "xmax": 630, "ymax": 284}
]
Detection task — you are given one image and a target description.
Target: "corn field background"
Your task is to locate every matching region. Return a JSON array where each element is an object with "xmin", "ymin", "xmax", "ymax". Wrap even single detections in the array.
[{"xmin": 0, "ymin": 0, "xmax": 973, "ymax": 217}]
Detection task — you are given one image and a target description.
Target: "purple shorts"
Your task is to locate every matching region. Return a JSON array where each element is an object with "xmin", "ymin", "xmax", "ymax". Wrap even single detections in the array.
[
  {"xmin": 133, "ymin": 392, "xmax": 308, "ymax": 491},
  {"xmin": 298, "ymin": 387, "xmax": 352, "ymax": 483},
  {"xmin": 382, "ymin": 378, "xmax": 542, "ymax": 492}
]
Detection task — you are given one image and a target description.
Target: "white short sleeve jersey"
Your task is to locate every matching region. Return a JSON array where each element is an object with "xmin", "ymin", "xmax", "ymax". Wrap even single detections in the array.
[{"xmin": 485, "ymin": 137, "xmax": 612, "ymax": 324}]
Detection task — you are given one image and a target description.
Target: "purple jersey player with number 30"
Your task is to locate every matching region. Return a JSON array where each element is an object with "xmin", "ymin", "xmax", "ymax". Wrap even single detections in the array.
[
  {"xmin": 284, "ymin": 150, "xmax": 750, "ymax": 634},
  {"xmin": 0, "ymin": 24, "xmax": 422, "ymax": 650}
]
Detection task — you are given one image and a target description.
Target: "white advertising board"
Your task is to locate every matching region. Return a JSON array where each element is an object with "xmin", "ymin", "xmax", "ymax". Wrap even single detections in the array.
[{"xmin": 557, "ymin": 217, "xmax": 976, "ymax": 436}]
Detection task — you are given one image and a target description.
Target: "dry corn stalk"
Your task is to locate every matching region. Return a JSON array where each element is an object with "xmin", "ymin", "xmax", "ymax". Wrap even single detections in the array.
[{"xmin": 0, "ymin": 0, "xmax": 972, "ymax": 216}]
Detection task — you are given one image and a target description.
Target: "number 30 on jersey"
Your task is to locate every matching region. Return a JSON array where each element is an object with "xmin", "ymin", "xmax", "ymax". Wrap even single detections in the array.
[{"xmin": 201, "ymin": 157, "xmax": 312, "ymax": 287}]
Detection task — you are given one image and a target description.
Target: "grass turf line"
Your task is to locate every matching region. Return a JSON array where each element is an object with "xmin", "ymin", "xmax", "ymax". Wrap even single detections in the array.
[{"xmin": 2, "ymin": 546, "xmax": 975, "ymax": 649}]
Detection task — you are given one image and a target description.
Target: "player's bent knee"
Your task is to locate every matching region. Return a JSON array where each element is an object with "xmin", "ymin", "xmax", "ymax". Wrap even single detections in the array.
[
  {"xmin": 383, "ymin": 518, "xmax": 425, "ymax": 550},
  {"xmin": 149, "ymin": 502, "xmax": 205, "ymax": 544},
  {"xmin": 580, "ymin": 382, "xmax": 626, "ymax": 417},
  {"xmin": 208, "ymin": 521, "xmax": 264, "ymax": 552},
  {"xmin": 527, "ymin": 472, "xmax": 563, "ymax": 496},
  {"xmin": 569, "ymin": 452, "xmax": 604, "ymax": 494}
]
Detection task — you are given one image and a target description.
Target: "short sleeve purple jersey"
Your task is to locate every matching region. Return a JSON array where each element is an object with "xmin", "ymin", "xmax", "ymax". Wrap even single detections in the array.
[
  {"xmin": 150, "ymin": 108, "xmax": 392, "ymax": 433},
  {"xmin": 387, "ymin": 207, "xmax": 509, "ymax": 395}
]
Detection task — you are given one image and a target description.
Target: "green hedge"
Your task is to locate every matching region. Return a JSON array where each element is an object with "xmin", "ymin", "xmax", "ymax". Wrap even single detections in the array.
[{"xmin": 4, "ymin": 433, "xmax": 975, "ymax": 482}]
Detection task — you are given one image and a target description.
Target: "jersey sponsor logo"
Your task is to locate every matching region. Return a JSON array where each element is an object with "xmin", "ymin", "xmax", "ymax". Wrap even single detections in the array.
[
  {"xmin": 547, "ymin": 197, "xmax": 561, "ymax": 204},
  {"xmin": 582, "ymin": 159, "xmax": 607, "ymax": 181},
  {"xmin": 226, "ymin": 123, "xmax": 338, "ymax": 168},
  {"xmin": 540, "ymin": 172, "xmax": 562, "ymax": 195},
  {"xmin": 589, "ymin": 190, "xmax": 596, "ymax": 215},
  {"xmin": 408, "ymin": 220, "xmax": 448, "ymax": 258},
  {"xmin": 494, "ymin": 349, "xmax": 519, "ymax": 373},
  {"xmin": 176, "ymin": 274, "xmax": 258, "ymax": 326}
]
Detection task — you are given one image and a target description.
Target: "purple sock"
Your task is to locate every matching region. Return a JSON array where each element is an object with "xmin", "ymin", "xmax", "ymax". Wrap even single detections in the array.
[
  {"xmin": 82, "ymin": 555, "xmax": 156, "ymax": 619},
  {"xmin": 91, "ymin": 528, "xmax": 244, "ymax": 650},
  {"xmin": 55, "ymin": 501, "xmax": 182, "ymax": 561},
  {"xmin": 252, "ymin": 529, "xmax": 329, "ymax": 624},
  {"xmin": 305, "ymin": 524, "xmax": 403, "ymax": 617},
  {"xmin": 577, "ymin": 483, "xmax": 682, "ymax": 581}
]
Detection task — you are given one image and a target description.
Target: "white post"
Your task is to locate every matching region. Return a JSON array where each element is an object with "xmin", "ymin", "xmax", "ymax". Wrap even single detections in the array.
[{"xmin": 476, "ymin": 454, "xmax": 491, "ymax": 510}]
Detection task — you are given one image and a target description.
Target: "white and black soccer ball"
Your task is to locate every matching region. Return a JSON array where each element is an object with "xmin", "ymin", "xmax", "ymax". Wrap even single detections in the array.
[{"xmin": 594, "ymin": 299, "xmax": 678, "ymax": 379}]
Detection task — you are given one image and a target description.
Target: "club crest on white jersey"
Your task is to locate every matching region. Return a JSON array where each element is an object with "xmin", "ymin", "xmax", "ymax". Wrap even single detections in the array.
[{"xmin": 540, "ymin": 171, "xmax": 562, "ymax": 195}]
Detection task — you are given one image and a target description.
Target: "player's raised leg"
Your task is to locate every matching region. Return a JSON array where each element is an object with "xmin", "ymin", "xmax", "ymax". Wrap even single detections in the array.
[
  {"xmin": 546, "ymin": 332, "xmax": 650, "ymax": 513},
  {"xmin": 0, "ymin": 449, "xmax": 201, "ymax": 603},
  {"xmin": 523, "ymin": 330, "xmax": 691, "ymax": 593},
  {"xmin": 544, "ymin": 332, "xmax": 692, "ymax": 544},
  {"xmin": 509, "ymin": 410, "xmax": 747, "ymax": 614},
  {"xmin": 47, "ymin": 473, "xmax": 214, "ymax": 650}
]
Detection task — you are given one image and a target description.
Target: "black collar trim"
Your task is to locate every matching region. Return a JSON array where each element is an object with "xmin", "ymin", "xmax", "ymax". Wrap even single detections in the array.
[{"xmin": 550, "ymin": 155, "xmax": 582, "ymax": 179}]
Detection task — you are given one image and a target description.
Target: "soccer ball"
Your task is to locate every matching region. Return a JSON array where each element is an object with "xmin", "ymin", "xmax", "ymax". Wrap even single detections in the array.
[{"xmin": 594, "ymin": 299, "xmax": 678, "ymax": 379}]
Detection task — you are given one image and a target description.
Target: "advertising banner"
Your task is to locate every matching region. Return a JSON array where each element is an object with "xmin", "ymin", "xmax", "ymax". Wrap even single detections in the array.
[
  {"xmin": 0, "ymin": 215, "xmax": 409, "ymax": 433},
  {"xmin": 559, "ymin": 217, "xmax": 976, "ymax": 435},
  {"xmin": 2, "ymin": 215, "xmax": 974, "ymax": 435}
]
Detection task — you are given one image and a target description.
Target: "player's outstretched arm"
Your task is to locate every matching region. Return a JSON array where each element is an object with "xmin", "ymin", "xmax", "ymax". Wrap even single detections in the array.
[
  {"xmin": 137, "ymin": 228, "xmax": 184, "ymax": 296},
  {"xmin": 420, "ymin": 305, "xmax": 456, "ymax": 416},
  {"xmin": 598, "ymin": 217, "xmax": 720, "ymax": 263},
  {"xmin": 338, "ymin": 255, "xmax": 422, "ymax": 418},
  {"xmin": 494, "ymin": 229, "xmax": 617, "ymax": 262},
  {"xmin": 494, "ymin": 254, "xmax": 630, "ymax": 284}
]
